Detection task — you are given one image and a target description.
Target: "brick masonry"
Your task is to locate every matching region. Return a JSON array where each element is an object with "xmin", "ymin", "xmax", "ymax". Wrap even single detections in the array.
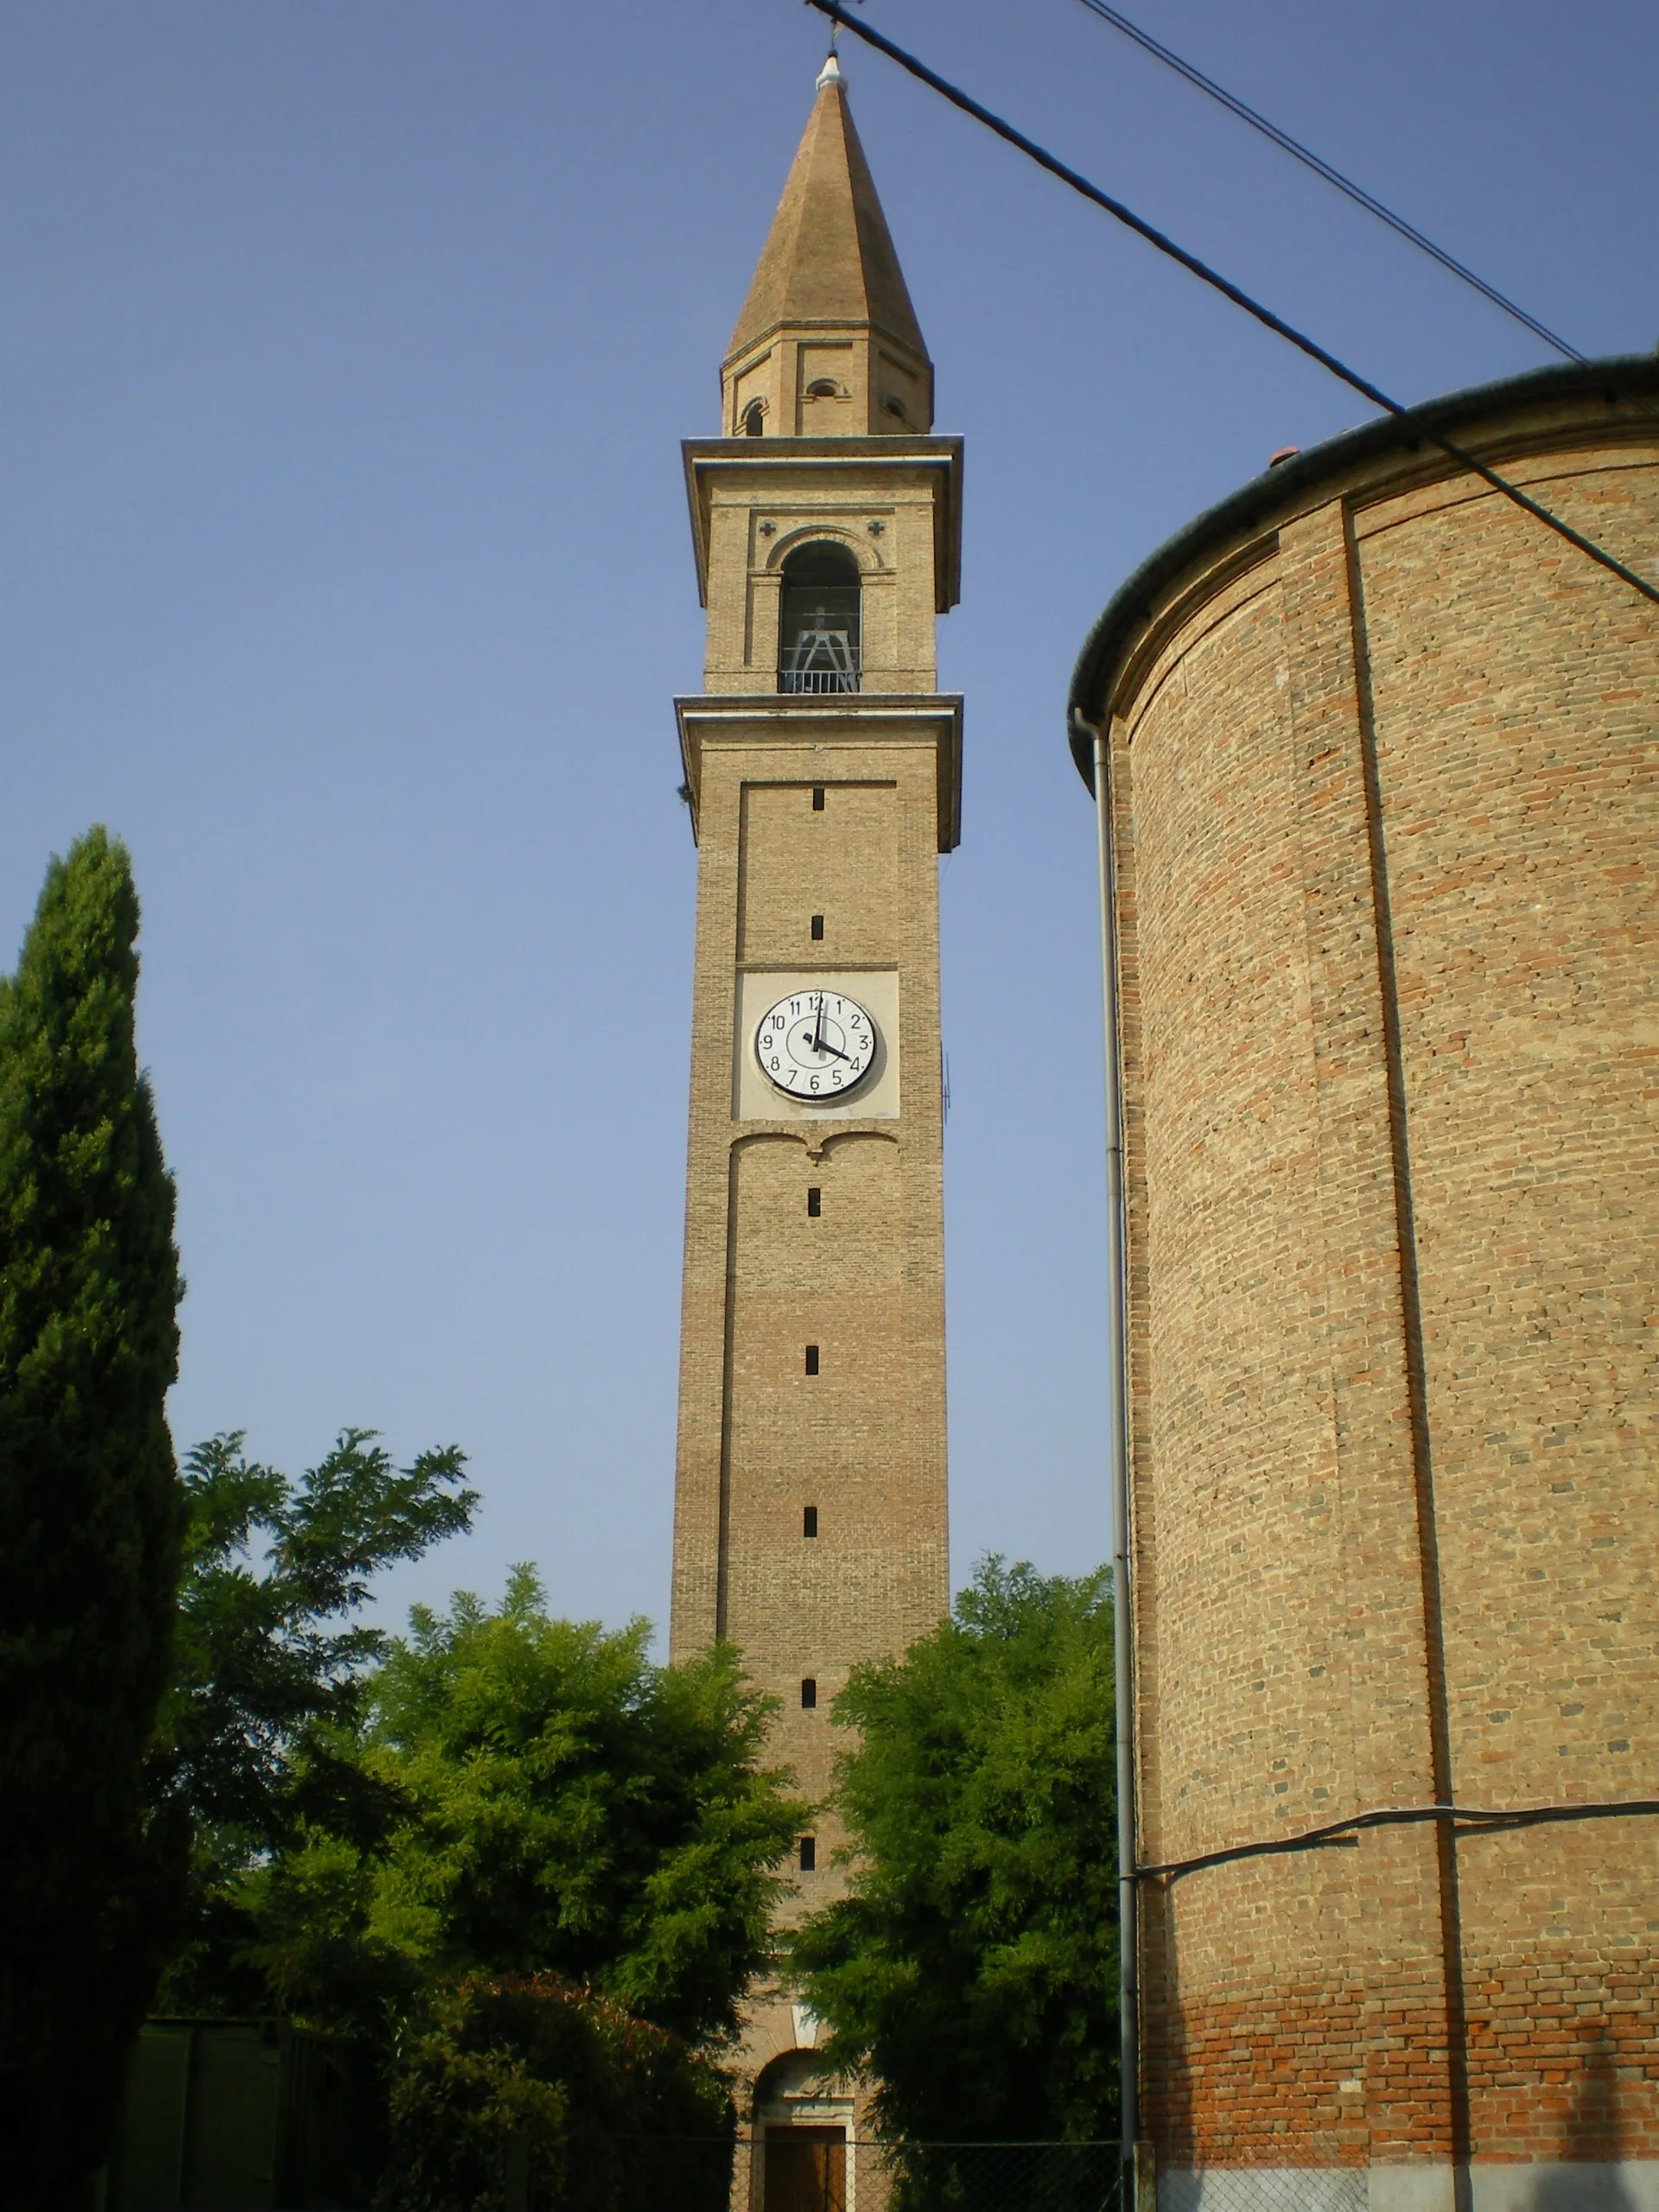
[
  {"xmin": 670, "ymin": 670, "xmax": 956, "ymax": 1915},
  {"xmin": 667, "ymin": 82, "xmax": 963, "ymax": 2154},
  {"xmin": 1088, "ymin": 383, "xmax": 1658, "ymax": 2184}
]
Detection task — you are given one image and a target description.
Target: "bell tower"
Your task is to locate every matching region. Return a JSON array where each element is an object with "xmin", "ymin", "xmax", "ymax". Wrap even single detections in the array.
[{"xmin": 669, "ymin": 48, "xmax": 963, "ymax": 2128}]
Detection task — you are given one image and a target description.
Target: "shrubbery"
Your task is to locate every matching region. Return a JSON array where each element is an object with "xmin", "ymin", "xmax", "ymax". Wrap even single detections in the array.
[
  {"xmin": 232, "ymin": 1567, "xmax": 806, "ymax": 2045},
  {"xmin": 162, "ymin": 1548, "xmax": 801, "ymax": 2200},
  {"xmin": 790, "ymin": 1558, "xmax": 1119, "ymax": 2156},
  {"xmin": 377, "ymin": 1974, "xmax": 734, "ymax": 2212}
]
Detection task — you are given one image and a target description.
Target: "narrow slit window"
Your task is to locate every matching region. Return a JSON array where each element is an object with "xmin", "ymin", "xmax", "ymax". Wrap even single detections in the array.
[
  {"xmin": 804, "ymin": 1344, "xmax": 820, "ymax": 1376},
  {"xmin": 798, "ymin": 1835, "xmax": 817, "ymax": 1872},
  {"xmin": 801, "ymin": 1678, "xmax": 817, "ymax": 1709},
  {"xmin": 811, "ymin": 786, "xmax": 825, "ymax": 810},
  {"xmin": 803, "ymin": 1505, "xmax": 818, "ymax": 1538},
  {"xmin": 806, "ymin": 1187, "xmax": 821, "ymax": 1217},
  {"xmin": 810, "ymin": 914, "xmax": 824, "ymax": 941}
]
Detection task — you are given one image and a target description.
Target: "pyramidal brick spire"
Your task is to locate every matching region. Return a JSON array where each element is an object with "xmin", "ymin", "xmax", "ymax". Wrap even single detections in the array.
[
  {"xmin": 730, "ymin": 54, "xmax": 927, "ymax": 360},
  {"xmin": 720, "ymin": 54, "xmax": 933, "ymax": 436}
]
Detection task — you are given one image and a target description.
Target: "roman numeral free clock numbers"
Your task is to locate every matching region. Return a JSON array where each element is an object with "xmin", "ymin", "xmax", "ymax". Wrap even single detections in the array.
[{"xmin": 754, "ymin": 989, "xmax": 878, "ymax": 1099}]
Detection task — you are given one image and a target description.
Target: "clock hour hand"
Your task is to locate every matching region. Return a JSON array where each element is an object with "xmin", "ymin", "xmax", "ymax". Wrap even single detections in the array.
[{"xmin": 812, "ymin": 1034, "xmax": 851, "ymax": 1064}]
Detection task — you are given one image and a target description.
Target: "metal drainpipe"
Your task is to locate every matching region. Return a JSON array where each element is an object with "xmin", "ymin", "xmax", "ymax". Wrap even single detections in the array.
[{"xmin": 1071, "ymin": 707, "xmax": 1138, "ymax": 2202}]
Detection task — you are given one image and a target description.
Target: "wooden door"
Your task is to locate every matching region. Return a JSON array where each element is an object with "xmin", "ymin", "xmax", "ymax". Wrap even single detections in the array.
[{"xmin": 763, "ymin": 2126, "xmax": 848, "ymax": 2212}]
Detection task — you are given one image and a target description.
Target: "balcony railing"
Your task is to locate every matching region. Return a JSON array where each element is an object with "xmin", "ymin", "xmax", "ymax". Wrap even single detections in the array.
[{"xmin": 778, "ymin": 630, "xmax": 861, "ymax": 695}]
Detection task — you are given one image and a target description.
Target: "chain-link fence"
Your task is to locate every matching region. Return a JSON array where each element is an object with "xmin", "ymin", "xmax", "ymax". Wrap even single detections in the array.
[
  {"xmin": 731, "ymin": 2133, "xmax": 1123, "ymax": 2212},
  {"xmin": 187, "ymin": 2131, "xmax": 1123, "ymax": 2211},
  {"xmin": 1153, "ymin": 2168, "xmax": 1367, "ymax": 2212}
]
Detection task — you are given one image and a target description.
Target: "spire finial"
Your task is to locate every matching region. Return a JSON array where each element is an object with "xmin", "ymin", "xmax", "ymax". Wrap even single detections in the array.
[{"xmin": 816, "ymin": 50, "xmax": 842, "ymax": 91}]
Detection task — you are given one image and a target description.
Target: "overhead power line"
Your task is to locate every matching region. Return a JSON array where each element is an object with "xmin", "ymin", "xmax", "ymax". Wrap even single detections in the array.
[
  {"xmin": 801, "ymin": 0, "xmax": 1659, "ymax": 613},
  {"xmin": 1071, "ymin": 0, "xmax": 1586, "ymax": 365}
]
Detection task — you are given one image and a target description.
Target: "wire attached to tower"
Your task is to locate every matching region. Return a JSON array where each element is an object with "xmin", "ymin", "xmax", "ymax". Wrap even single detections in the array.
[{"xmin": 801, "ymin": 0, "xmax": 1659, "ymax": 613}]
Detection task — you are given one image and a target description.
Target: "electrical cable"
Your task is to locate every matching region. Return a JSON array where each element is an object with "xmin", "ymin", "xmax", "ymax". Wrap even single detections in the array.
[
  {"xmin": 801, "ymin": 0, "xmax": 1659, "ymax": 612},
  {"xmin": 1071, "ymin": 0, "xmax": 1585, "ymax": 365},
  {"xmin": 1137, "ymin": 1798, "xmax": 1659, "ymax": 1885}
]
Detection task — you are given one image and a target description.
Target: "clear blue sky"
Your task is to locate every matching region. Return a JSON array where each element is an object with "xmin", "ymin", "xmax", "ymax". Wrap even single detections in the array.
[{"xmin": 3, "ymin": 1, "xmax": 1653, "ymax": 1637}]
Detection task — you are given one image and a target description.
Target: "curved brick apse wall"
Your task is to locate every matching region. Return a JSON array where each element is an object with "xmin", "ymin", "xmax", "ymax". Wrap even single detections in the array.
[{"xmin": 1070, "ymin": 360, "xmax": 1659, "ymax": 2212}]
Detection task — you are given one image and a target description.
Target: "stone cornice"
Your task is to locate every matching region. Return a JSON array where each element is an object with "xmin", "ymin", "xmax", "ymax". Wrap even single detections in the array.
[{"xmin": 673, "ymin": 690, "xmax": 963, "ymax": 854}]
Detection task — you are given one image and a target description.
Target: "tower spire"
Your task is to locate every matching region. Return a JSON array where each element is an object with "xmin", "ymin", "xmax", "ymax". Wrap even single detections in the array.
[{"xmin": 721, "ymin": 60, "xmax": 932, "ymax": 436}]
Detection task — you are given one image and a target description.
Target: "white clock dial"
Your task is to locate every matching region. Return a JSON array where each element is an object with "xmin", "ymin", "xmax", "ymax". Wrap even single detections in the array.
[{"xmin": 754, "ymin": 988, "xmax": 878, "ymax": 1101}]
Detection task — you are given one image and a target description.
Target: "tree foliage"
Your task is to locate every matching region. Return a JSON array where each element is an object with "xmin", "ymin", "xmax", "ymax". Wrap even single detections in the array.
[
  {"xmin": 0, "ymin": 829, "xmax": 188, "ymax": 2209},
  {"xmin": 239, "ymin": 1567, "xmax": 809, "ymax": 2048},
  {"xmin": 375, "ymin": 1974, "xmax": 734, "ymax": 2212},
  {"xmin": 157, "ymin": 1427, "xmax": 477, "ymax": 2013},
  {"xmin": 789, "ymin": 1558, "xmax": 1119, "ymax": 2154}
]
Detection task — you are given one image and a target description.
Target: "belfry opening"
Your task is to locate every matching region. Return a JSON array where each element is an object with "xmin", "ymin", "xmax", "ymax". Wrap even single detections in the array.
[{"xmin": 778, "ymin": 543, "xmax": 861, "ymax": 694}]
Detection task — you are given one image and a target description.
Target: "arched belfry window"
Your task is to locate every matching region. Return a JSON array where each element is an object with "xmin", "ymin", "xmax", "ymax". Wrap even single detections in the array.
[
  {"xmin": 778, "ymin": 542, "xmax": 861, "ymax": 695},
  {"xmin": 741, "ymin": 399, "xmax": 766, "ymax": 437}
]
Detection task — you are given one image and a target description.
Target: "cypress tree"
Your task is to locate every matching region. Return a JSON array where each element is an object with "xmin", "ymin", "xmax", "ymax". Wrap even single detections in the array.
[{"xmin": 0, "ymin": 829, "xmax": 188, "ymax": 2209}]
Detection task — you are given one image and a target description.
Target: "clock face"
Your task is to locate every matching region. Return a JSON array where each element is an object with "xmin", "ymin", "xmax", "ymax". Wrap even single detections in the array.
[{"xmin": 754, "ymin": 988, "xmax": 878, "ymax": 1101}]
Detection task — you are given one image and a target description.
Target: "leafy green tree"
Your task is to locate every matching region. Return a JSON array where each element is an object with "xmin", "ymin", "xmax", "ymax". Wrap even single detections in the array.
[
  {"xmin": 0, "ymin": 829, "xmax": 188, "ymax": 2209},
  {"xmin": 245, "ymin": 1567, "xmax": 808, "ymax": 2045},
  {"xmin": 790, "ymin": 1559, "xmax": 1119, "ymax": 2164},
  {"xmin": 156, "ymin": 1428, "xmax": 477, "ymax": 2012},
  {"xmin": 375, "ymin": 1974, "xmax": 734, "ymax": 2212}
]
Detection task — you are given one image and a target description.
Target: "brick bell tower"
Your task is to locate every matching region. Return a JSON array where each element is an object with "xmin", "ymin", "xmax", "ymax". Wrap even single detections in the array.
[{"xmin": 668, "ymin": 48, "xmax": 963, "ymax": 2162}]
